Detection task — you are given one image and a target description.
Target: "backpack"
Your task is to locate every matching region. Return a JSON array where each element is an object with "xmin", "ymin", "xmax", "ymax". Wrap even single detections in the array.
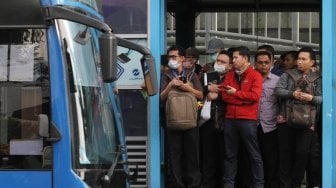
[
  {"xmin": 165, "ymin": 72, "xmax": 198, "ymax": 130},
  {"xmin": 285, "ymin": 70, "xmax": 321, "ymax": 129}
]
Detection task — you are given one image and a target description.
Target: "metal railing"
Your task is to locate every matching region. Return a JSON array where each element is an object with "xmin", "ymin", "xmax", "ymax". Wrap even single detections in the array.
[{"xmin": 167, "ymin": 12, "xmax": 320, "ymax": 52}]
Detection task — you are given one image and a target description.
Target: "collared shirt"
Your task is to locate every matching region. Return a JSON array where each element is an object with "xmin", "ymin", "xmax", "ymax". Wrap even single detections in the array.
[{"xmin": 258, "ymin": 73, "xmax": 280, "ymax": 133}]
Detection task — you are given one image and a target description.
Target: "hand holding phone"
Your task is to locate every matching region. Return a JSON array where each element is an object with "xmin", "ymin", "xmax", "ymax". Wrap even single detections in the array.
[
  {"xmin": 179, "ymin": 76, "xmax": 187, "ymax": 83},
  {"xmin": 219, "ymin": 84, "xmax": 230, "ymax": 90}
]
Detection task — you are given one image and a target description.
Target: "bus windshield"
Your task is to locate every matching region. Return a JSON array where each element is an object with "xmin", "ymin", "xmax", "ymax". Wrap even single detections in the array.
[{"xmin": 56, "ymin": 20, "xmax": 118, "ymax": 168}]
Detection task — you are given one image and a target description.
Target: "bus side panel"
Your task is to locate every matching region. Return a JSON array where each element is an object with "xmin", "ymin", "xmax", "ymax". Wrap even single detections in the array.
[{"xmin": 0, "ymin": 171, "xmax": 51, "ymax": 188}]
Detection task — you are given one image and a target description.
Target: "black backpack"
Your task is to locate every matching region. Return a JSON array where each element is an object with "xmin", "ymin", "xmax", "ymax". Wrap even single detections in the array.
[{"xmin": 285, "ymin": 69, "xmax": 321, "ymax": 129}]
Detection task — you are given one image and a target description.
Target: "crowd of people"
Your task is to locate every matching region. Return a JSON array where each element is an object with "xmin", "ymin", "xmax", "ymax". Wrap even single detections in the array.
[{"xmin": 160, "ymin": 38, "xmax": 322, "ymax": 188}]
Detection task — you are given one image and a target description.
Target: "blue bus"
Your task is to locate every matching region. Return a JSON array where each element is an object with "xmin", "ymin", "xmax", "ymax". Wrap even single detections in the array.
[{"xmin": 0, "ymin": 0, "xmax": 157, "ymax": 187}]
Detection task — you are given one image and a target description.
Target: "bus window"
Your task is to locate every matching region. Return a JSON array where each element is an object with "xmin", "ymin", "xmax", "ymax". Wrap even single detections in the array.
[
  {"xmin": 102, "ymin": 0, "xmax": 148, "ymax": 34},
  {"xmin": 0, "ymin": 28, "xmax": 50, "ymax": 169}
]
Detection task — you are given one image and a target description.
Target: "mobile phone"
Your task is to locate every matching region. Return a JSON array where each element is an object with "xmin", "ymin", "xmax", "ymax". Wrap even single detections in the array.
[
  {"xmin": 219, "ymin": 84, "xmax": 230, "ymax": 89},
  {"xmin": 179, "ymin": 76, "xmax": 187, "ymax": 83}
]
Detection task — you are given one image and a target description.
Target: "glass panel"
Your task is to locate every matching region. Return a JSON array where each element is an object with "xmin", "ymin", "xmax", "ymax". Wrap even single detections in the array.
[
  {"xmin": 119, "ymin": 90, "xmax": 147, "ymax": 136},
  {"xmin": 115, "ymin": 39, "xmax": 146, "ymax": 89},
  {"xmin": 0, "ymin": 29, "xmax": 50, "ymax": 169},
  {"xmin": 267, "ymin": 12, "xmax": 279, "ymax": 38},
  {"xmin": 299, "ymin": 12, "xmax": 310, "ymax": 42},
  {"xmin": 280, "ymin": 12, "xmax": 292, "ymax": 40},
  {"xmin": 102, "ymin": 0, "xmax": 148, "ymax": 34},
  {"xmin": 227, "ymin": 13, "xmax": 239, "ymax": 33},
  {"xmin": 217, "ymin": 13, "xmax": 226, "ymax": 31},
  {"xmin": 241, "ymin": 12, "xmax": 254, "ymax": 35},
  {"xmin": 311, "ymin": 12, "xmax": 320, "ymax": 44},
  {"xmin": 255, "ymin": 12, "xmax": 266, "ymax": 37},
  {"xmin": 166, "ymin": 11, "xmax": 320, "ymax": 55},
  {"xmin": 56, "ymin": 20, "xmax": 117, "ymax": 168}
]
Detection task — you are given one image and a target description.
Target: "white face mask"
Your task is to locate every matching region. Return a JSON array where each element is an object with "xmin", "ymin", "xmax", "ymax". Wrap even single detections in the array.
[
  {"xmin": 214, "ymin": 63, "xmax": 226, "ymax": 73},
  {"xmin": 168, "ymin": 60, "xmax": 179, "ymax": 69}
]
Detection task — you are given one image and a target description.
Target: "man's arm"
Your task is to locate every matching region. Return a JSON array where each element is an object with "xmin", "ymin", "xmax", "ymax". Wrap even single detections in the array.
[{"xmin": 274, "ymin": 72, "xmax": 295, "ymax": 99}]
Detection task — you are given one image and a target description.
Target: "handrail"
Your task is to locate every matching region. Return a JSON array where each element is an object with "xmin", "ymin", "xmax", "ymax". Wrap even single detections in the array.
[{"xmin": 167, "ymin": 12, "xmax": 320, "ymax": 51}]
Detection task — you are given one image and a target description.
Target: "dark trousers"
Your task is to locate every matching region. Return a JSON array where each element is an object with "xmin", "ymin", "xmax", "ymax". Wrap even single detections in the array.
[
  {"xmin": 223, "ymin": 119, "xmax": 264, "ymax": 188},
  {"xmin": 306, "ymin": 131, "xmax": 322, "ymax": 187},
  {"xmin": 200, "ymin": 120, "xmax": 224, "ymax": 188},
  {"xmin": 235, "ymin": 142, "xmax": 252, "ymax": 188},
  {"xmin": 166, "ymin": 128, "xmax": 201, "ymax": 188},
  {"xmin": 277, "ymin": 124, "xmax": 314, "ymax": 188},
  {"xmin": 258, "ymin": 127, "xmax": 279, "ymax": 188}
]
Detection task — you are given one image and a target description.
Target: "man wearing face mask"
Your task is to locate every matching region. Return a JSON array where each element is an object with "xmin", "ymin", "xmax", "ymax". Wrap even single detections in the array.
[
  {"xmin": 160, "ymin": 45, "xmax": 203, "ymax": 188},
  {"xmin": 220, "ymin": 46, "xmax": 264, "ymax": 188},
  {"xmin": 205, "ymin": 38, "xmax": 225, "ymax": 69},
  {"xmin": 199, "ymin": 50, "xmax": 232, "ymax": 188},
  {"xmin": 184, "ymin": 47, "xmax": 203, "ymax": 76}
]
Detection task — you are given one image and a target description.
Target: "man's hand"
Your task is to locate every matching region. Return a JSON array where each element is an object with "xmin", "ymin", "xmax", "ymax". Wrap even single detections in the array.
[
  {"xmin": 224, "ymin": 85, "xmax": 236, "ymax": 95},
  {"xmin": 208, "ymin": 84, "xmax": 219, "ymax": 93},
  {"xmin": 169, "ymin": 78, "xmax": 184, "ymax": 88},
  {"xmin": 277, "ymin": 115, "xmax": 286, "ymax": 124},
  {"xmin": 293, "ymin": 90, "xmax": 313, "ymax": 102}
]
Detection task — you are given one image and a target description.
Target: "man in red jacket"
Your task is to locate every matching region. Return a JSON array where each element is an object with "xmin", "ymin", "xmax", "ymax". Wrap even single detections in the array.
[{"xmin": 220, "ymin": 46, "xmax": 264, "ymax": 188}]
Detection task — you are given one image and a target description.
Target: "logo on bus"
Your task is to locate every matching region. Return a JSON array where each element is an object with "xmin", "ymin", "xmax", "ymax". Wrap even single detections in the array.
[{"xmin": 132, "ymin": 69, "xmax": 140, "ymax": 76}]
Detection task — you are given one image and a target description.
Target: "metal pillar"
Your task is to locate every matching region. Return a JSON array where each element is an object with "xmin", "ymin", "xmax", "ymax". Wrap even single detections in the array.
[{"xmin": 175, "ymin": 0, "xmax": 196, "ymax": 48}]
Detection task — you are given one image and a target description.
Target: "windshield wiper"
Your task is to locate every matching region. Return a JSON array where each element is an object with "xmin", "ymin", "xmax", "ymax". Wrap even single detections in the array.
[{"xmin": 101, "ymin": 145, "xmax": 138, "ymax": 183}]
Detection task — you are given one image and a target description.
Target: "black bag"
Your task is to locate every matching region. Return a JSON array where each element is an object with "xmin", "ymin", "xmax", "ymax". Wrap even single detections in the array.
[
  {"xmin": 210, "ymin": 102, "xmax": 225, "ymax": 130},
  {"xmin": 287, "ymin": 101, "xmax": 317, "ymax": 129},
  {"xmin": 286, "ymin": 70, "xmax": 320, "ymax": 129}
]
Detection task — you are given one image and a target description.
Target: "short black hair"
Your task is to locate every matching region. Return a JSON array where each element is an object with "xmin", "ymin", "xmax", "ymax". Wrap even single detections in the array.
[
  {"xmin": 234, "ymin": 46, "xmax": 250, "ymax": 62},
  {"xmin": 284, "ymin": 51, "xmax": 298, "ymax": 60},
  {"xmin": 227, "ymin": 47, "xmax": 236, "ymax": 60},
  {"xmin": 218, "ymin": 50, "xmax": 232, "ymax": 63},
  {"xmin": 258, "ymin": 44, "xmax": 275, "ymax": 59},
  {"xmin": 167, "ymin": 45, "xmax": 185, "ymax": 56},
  {"xmin": 185, "ymin": 47, "xmax": 199, "ymax": 60},
  {"xmin": 298, "ymin": 47, "xmax": 316, "ymax": 61},
  {"xmin": 255, "ymin": 50, "xmax": 272, "ymax": 61}
]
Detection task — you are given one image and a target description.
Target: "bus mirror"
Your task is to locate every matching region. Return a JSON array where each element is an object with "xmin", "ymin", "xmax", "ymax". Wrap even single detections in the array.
[
  {"xmin": 99, "ymin": 33, "xmax": 118, "ymax": 82},
  {"xmin": 38, "ymin": 114, "xmax": 61, "ymax": 142},
  {"xmin": 39, "ymin": 114, "xmax": 49, "ymax": 138},
  {"xmin": 141, "ymin": 55, "xmax": 158, "ymax": 96}
]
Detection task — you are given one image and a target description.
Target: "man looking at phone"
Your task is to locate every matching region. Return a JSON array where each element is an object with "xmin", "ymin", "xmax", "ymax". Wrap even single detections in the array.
[
  {"xmin": 160, "ymin": 45, "xmax": 203, "ymax": 188},
  {"xmin": 220, "ymin": 46, "xmax": 264, "ymax": 188}
]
